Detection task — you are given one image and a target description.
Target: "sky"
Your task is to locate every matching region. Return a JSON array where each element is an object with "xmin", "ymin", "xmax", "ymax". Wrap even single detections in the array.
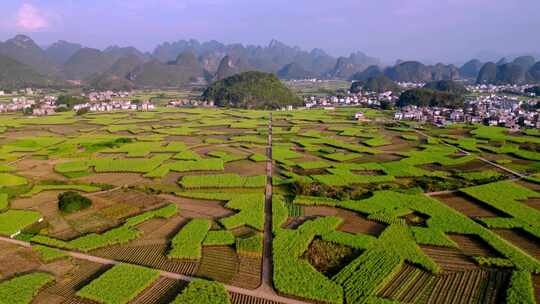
[{"xmin": 0, "ymin": 0, "xmax": 539, "ymax": 64}]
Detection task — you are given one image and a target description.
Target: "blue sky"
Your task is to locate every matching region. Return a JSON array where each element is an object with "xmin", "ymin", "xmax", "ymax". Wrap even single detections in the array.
[{"xmin": 0, "ymin": 0, "xmax": 539, "ymax": 63}]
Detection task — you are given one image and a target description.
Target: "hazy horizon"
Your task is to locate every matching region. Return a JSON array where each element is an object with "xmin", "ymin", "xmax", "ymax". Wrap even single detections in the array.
[{"xmin": 1, "ymin": 0, "xmax": 539, "ymax": 65}]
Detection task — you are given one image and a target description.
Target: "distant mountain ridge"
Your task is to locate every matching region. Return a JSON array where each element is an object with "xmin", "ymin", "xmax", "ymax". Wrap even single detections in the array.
[
  {"xmin": 0, "ymin": 34, "xmax": 539, "ymax": 89},
  {"xmin": 476, "ymin": 56, "xmax": 539, "ymax": 85}
]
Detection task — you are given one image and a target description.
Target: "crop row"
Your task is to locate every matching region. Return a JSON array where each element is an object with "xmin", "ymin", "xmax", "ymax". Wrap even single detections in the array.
[
  {"xmin": 76, "ymin": 264, "xmax": 160, "ymax": 304},
  {"xmin": 171, "ymin": 278, "xmax": 231, "ymax": 304},
  {"xmin": 505, "ymin": 271, "xmax": 535, "ymax": 304},
  {"xmin": 144, "ymin": 159, "xmax": 224, "ymax": 178},
  {"xmin": 168, "ymin": 219, "xmax": 211, "ymax": 259},
  {"xmin": 22, "ymin": 183, "xmax": 101, "ymax": 197},
  {"xmin": 103, "ymin": 141, "xmax": 186, "ymax": 157},
  {"xmin": 0, "ymin": 209, "xmax": 42, "ymax": 236},
  {"xmin": 204, "ymin": 230, "xmax": 236, "ymax": 246},
  {"xmin": 32, "ymin": 245, "xmax": 68, "ymax": 263},
  {"xmin": 220, "ymin": 194, "xmax": 265, "ymax": 231},
  {"xmin": 0, "ymin": 173, "xmax": 28, "ymax": 187},
  {"xmin": 55, "ymin": 154, "xmax": 171, "ymax": 174},
  {"xmin": 208, "ymin": 151, "xmax": 246, "ymax": 162},
  {"xmin": 179, "ymin": 173, "xmax": 266, "ymax": 189},
  {"xmin": 236, "ymin": 234, "xmax": 263, "ymax": 257},
  {"xmin": 0, "ymin": 272, "xmax": 54, "ymax": 304}
]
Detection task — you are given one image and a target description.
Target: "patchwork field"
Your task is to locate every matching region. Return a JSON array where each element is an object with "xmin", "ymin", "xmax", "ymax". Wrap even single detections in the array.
[{"xmin": 0, "ymin": 107, "xmax": 539, "ymax": 304}]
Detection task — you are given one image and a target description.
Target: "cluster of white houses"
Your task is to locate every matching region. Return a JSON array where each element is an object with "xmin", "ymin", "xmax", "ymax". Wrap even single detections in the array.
[
  {"xmin": 167, "ymin": 99, "xmax": 214, "ymax": 108},
  {"xmin": 73, "ymin": 100, "xmax": 155, "ymax": 112},
  {"xmin": 394, "ymin": 95, "xmax": 540, "ymax": 129},
  {"xmin": 304, "ymin": 91, "xmax": 396, "ymax": 108}
]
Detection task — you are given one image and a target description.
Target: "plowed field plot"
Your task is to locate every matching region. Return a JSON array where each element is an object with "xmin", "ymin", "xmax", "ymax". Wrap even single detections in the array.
[
  {"xmin": 303, "ymin": 206, "xmax": 386, "ymax": 236},
  {"xmin": 378, "ymin": 263, "xmax": 509, "ymax": 304},
  {"xmin": 433, "ymin": 193, "xmax": 504, "ymax": 218},
  {"xmin": 92, "ymin": 244, "xmax": 198, "ymax": 275},
  {"xmin": 131, "ymin": 277, "xmax": 185, "ymax": 304},
  {"xmin": 41, "ymin": 260, "xmax": 109, "ymax": 300},
  {"xmin": 195, "ymin": 245, "xmax": 239, "ymax": 284},
  {"xmin": 449, "ymin": 234, "xmax": 502, "ymax": 257},
  {"xmin": 230, "ymin": 292, "xmax": 285, "ymax": 304},
  {"xmin": 421, "ymin": 246, "xmax": 480, "ymax": 273},
  {"xmin": 494, "ymin": 229, "xmax": 540, "ymax": 260}
]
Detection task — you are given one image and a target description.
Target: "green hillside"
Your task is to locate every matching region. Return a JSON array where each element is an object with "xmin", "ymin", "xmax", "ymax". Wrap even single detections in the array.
[{"xmin": 202, "ymin": 71, "xmax": 303, "ymax": 109}]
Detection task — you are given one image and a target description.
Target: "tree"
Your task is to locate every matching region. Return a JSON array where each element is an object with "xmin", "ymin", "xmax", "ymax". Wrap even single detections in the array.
[
  {"xmin": 56, "ymin": 95, "xmax": 89, "ymax": 109},
  {"xmin": 350, "ymin": 75, "xmax": 400, "ymax": 94},
  {"xmin": 58, "ymin": 191, "xmax": 92, "ymax": 213},
  {"xmin": 76, "ymin": 107, "xmax": 89, "ymax": 116},
  {"xmin": 397, "ymin": 88, "xmax": 464, "ymax": 108}
]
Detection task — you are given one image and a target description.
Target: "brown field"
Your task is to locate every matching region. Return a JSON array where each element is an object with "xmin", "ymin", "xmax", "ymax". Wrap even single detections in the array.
[
  {"xmin": 303, "ymin": 206, "xmax": 386, "ymax": 236},
  {"xmin": 93, "ymin": 243, "xmax": 198, "ymax": 275},
  {"xmin": 159, "ymin": 194, "xmax": 235, "ymax": 219},
  {"xmin": 196, "ymin": 245, "xmax": 238, "ymax": 283},
  {"xmin": 39, "ymin": 259, "xmax": 109, "ymax": 303},
  {"xmin": 353, "ymin": 152, "xmax": 404, "ymax": 163},
  {"xmin": 131, "ymin": 277, "xmax": 185, "ymax": 304},
  {"xmin": 421, "ymin": 159, "xmax": 495, "ymax": 173},
  {"xmin": 230, "ymin": 292, "xmax": 285, "ymax": 304},
  {"xmin": 0, "ymin": 243, "xmax": 42, "ymax": 278},
  {"xmin": 421, "ymin": 246, "xmax": 479, "ymax": 273},
  {"xmin": 433, "ymin": 193, "xmax": 505, "ymax": 218},
  {"xmin": 378, "ymin": 263, "xmax": 508, "ymax": 304},
  {"xmin": 493, "ymin": 229, "xmax": 540, "ymax": 260},
  {"xmin": 449, "ymin": 234, "xmax": 502, "ymax": 258},
  {"xmin": 516, "ymin": 179, "xmax": 540, "ymax": 192},
  {"xmin": 14, "ymin": 158, "xmax": 67, "ymax": 181},
  {"xmin": 225, "ymin": 160, "xmax": 267, "ymax": 176}
]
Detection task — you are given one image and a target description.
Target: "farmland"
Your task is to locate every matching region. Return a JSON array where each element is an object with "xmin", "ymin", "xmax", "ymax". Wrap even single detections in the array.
[{"xmin": 0, "ymin": 107, "xmax": 539, "ymax": 304}]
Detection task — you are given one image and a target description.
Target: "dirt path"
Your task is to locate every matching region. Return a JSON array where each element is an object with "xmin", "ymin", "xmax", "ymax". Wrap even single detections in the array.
[
  {"xmin": 260, "ymin": 113, "xmax": 275, "ymax": 293},
  {"xmin": 414, "ymin": 129, "xmax": 525, "ymax": 178}
]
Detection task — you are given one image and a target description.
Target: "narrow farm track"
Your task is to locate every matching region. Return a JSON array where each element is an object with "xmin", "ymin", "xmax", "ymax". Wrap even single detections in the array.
[
  {"xmin": 0, "ymin": 236, "xmax": 309, "ymax": 304},
  {"xmin": 414, "ymin": 129, "xmax": 525, "ymax": 178},
  {"xmin": 260, "ymin": 112, "xmax": 275, "ymax": 293}
]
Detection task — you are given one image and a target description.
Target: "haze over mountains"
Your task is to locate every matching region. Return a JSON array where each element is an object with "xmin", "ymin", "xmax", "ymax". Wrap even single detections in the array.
[{"xmin": 1, "ymin": 34, "xmax": 540, "ymax": 90}]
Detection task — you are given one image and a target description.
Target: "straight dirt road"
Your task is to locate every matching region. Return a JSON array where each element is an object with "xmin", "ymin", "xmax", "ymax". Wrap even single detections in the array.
[{"xmin": 260, "ymin": 112, "xmax": 275, "ymax": 293}]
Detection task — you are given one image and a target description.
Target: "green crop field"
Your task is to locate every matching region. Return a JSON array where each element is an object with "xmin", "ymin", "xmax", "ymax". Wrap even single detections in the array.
[
  {"xmin": 76, "ymin": 264, "xmax": 159, "ymax": 304},
  {"xmin": 0, "ymin": 107, "xmax": 538, "ymax": 304}
]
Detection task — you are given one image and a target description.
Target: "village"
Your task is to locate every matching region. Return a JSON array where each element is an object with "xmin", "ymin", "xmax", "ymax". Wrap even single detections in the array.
[
  {"xmin": 0, "ymin": 90, "xmax": 155, "ymax": 115},
  {"xmin": 302, "ymin": 83, "xmax": 540, "ymax": 129}
]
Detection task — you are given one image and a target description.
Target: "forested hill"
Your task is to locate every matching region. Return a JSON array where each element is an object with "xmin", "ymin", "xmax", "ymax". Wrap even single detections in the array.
[{"xmin": 202, "ymin": 71, "xmax": 303, "ymax": 109}]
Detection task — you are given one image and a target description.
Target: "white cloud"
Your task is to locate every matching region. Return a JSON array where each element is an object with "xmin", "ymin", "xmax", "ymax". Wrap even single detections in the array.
[{"xmin": 16, "ymin": 3, "xmax": 49, "ymax": 31}]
